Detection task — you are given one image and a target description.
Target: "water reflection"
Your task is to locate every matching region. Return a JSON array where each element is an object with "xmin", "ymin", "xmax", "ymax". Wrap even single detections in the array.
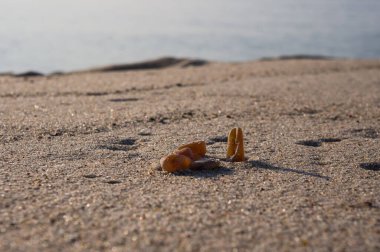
[{"xmin": 1, "ymin": 0, "xmax": 379, "ymax": 73}]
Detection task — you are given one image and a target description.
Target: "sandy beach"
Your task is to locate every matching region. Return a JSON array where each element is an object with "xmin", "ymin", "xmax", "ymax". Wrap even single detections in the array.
[{"xmin": 1, "ymin": 58, "xmax": 379, "ymax": 251}]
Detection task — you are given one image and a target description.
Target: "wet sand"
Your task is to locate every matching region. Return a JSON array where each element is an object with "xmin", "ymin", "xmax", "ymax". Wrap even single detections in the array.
[{"xmin": 1, "ymin": 59, "xmax": 380, "ymax": 251}]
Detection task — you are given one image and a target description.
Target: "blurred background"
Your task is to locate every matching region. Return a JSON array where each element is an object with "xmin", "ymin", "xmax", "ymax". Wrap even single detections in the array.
[{"xmin": 1, "ymin": 0, "xmax": 380, "ymax": 73}]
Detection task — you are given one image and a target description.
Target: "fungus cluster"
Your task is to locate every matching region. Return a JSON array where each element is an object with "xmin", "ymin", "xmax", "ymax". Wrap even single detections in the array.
[
  {"xmin": 160, "ymin": 128, "xmax": 245, "ymax": 173},
  {"xmin": 160, "ymin": 141, "xmax": 208, "ymax": 173}
]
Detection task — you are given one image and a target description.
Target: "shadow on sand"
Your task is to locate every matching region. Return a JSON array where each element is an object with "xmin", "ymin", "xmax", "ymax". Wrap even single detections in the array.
[
  {"xmin": 248, "ymin": 160, "xmax": 330, "ymax": 181},
  {"xmin": 175, "ymin": 166, "xmax": 234, "ymax": 178},
  {"xmin": 170, "ymin": 159, "xmax": 330, "ymax": 180}
]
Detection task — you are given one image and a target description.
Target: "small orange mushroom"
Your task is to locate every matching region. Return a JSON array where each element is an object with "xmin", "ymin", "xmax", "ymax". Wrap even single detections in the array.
[
  {"xmin": 177, "ymin": 141, "xmax": 206, "ymax": 160},
  {"xmin": 226, "ymin": 127, "xmax": 245, "ymax": 162},
  {"xmin": 160, "ymin": 154, "xmax": 193, "ymax": 173},
  {"xmin": 173, "ymin": 147, "xmax": 195, "ymax": 160}
]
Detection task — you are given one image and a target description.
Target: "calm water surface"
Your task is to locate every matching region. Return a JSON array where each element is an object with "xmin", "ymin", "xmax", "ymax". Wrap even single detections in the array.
[{"xmin": 1, "ymin": 0, "xmax": 380, "ymax": 73}]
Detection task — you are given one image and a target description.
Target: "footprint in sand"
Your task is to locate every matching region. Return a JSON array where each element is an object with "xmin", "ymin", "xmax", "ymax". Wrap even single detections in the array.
[
  {"xmin": 296, "ymin": 138, "xmax": 342, "ymax": 147},
  {"xmin": 99, "ymin": 138, "xmax": 138, "ymax": 151},
  {"xmin": 108, "ymin": 98, "xmax": 139, "ymax": 102},
  {"xmin": 360, "ymin": 162, "xmax": 380, "ymax": 171}
]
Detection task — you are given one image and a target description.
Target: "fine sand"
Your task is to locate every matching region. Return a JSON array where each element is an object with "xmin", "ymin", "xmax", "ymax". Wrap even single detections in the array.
[{"xmin": 1, "ymin": 58, "xmax": 379, "ymax": 251}]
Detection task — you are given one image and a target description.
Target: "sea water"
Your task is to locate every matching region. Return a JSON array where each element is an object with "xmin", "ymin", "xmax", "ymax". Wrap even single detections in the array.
[{"xmin": 1, "ymin": 0, "xmax": 379, "ymax": 73}]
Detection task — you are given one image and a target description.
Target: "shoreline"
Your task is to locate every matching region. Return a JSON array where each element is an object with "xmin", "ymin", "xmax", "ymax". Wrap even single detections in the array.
[{"xmin": 0, "ymin": 54, "xmax": 341, "ymax": 77}]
